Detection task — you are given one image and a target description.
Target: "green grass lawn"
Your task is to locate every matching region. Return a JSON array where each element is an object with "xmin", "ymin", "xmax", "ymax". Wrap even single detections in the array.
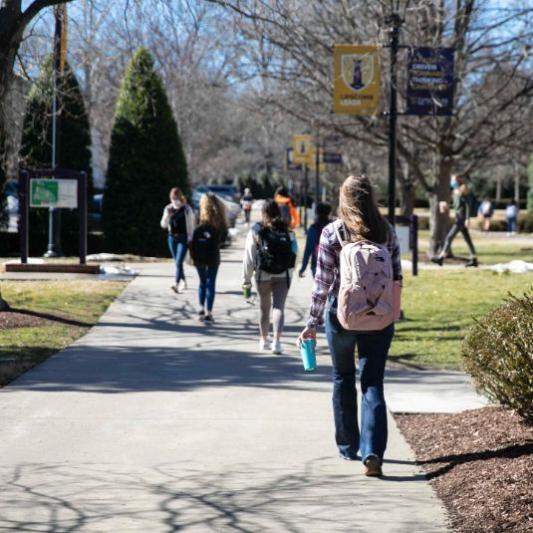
[
  {"xmin": 391, "ymin": 270, "xmax": 533, "ymax": 369},
  {"xmin": 0, "ymin": 280, "xmax": 126, "ymax": 385}
]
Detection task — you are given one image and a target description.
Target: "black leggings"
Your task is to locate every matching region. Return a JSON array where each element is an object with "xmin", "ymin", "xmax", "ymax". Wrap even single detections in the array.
[{"xmin": 442, "ymin": 218, "xmax": 476, "ymax": 258}]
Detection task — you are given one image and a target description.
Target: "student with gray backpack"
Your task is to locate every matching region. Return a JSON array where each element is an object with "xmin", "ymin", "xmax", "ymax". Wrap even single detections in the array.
[
  {"xmin": 298, "ymin": 175, "xmax": 402, "ymax": 477},
  {"xmin": 243, "ymin": 199, "xmax": 298, "ymax": 354}
]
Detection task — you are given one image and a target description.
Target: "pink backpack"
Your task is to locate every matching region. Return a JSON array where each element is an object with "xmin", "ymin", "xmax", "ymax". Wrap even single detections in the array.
[{"xmin": 334, "ymin": 221, "xmax": 394, "ymax": 331}]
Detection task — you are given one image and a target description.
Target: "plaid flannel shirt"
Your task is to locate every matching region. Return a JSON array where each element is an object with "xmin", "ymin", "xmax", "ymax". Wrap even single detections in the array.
[{"xmin": 306, "ymin": 221, "xmax": 403, "ymax": 329}]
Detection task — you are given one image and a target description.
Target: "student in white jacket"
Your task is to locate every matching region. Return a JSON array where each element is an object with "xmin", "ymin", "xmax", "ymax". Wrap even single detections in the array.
[
  {"xmin": 160, "ymin": 187, "xmax": 196, "ymax": 293},
  {"xmin": 242, "ymin": 199, "xmax": 298, "ymax": 354}
]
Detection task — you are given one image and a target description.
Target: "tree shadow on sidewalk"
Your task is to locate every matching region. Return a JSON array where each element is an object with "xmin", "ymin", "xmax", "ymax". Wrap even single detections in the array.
[{"xmin": 0, "ymin": 459, "xmax": 442, "ymax": 532}]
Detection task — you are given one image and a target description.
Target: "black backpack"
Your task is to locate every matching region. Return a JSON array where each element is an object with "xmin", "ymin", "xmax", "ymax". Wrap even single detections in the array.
[
  {"xmin": 190, "ymin": 224, "xmax": 219, "ymax": 266},
  {"xmin": 169, "ymin": 206, "xmax": 187, "ymax": 235},
  {"xmin": 256, "ymin": 225, "xmax": 296, "ymax": 275}
]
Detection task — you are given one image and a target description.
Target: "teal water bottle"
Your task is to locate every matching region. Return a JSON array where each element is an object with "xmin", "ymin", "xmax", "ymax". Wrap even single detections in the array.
[{"xmin": 300, "ymin": 339, "xmax": 316, "ymax": 372}]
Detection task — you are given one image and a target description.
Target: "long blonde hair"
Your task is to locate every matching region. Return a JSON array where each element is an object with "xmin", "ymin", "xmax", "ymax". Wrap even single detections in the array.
[
  {"xmin": 338, "ymin": 175, "xmax": 388, "ymax": 243},
  {"xmin": 199, "ymin": 193, "xmax": 228, "ymax": 231}
]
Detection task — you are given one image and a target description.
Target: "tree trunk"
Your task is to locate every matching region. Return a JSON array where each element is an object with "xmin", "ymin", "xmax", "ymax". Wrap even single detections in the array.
[
  {"xmin": 428, "ymin": 157, "xmax": 452, "ymax": 256},
  {"xmin": 397, "ymin": 160, "xmax": 415, "ymax": 217}
]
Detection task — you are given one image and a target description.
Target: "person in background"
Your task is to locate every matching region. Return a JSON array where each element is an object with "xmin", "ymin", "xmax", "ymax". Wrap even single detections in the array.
[
  {"xmin": 432, "ymin": 174, "xmax": 478, "ymax": 267},
  {"xmin": 274, "ymin": 186, "xmax": 300, "ymax": 229},
  {"xmin": 241, "ymin": 187, "xmax": 254, "ymax": 225},
  {"xmin": 299, "ymin": 202, "xmax": 332, "ymax": 278},
  {"xmin": 160, "ymin": 187, "xmax": 196, "ymax": 293},
  {"xmin": 478, "ymin": 197, "xmax": 494, "ymax": 232},
  {"xmin": 505, "ymin": 199, "xmax": 519, "ymax": 236},
  {"xmin": 242, "ymin": 200, "xmax": 298, "ymax": 355},
  {"xmin": 298, "ymin": 175, "xmax": 402, "ymax": 477},
  {"xmin": 190, "ymin": 193, "xmax": 228, "ymax": 323}
]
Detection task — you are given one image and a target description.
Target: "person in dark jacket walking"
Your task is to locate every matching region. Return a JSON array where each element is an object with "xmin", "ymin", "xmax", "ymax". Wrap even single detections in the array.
[
  {"xmin": 299, "ymin": 202, "xmax": 332, "ymax": 278},
  {"xmin": 190, "ymin": 193, "xmax": 228, "ymax": 323},
  {"xmin": 432, "ymin": 174, "xmax": 478, "ymax": 267}
]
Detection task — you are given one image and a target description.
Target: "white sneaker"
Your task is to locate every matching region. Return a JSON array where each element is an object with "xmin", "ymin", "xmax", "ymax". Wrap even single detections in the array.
[
  {"xmin": 178, "ymin": 279, "xmax": 187, "ymax": 292},
  {"xmin": 271, "ymin": 341, "xmax": 283, "ymax": 355},
  {"xmin": 259, "ymin": 338, "xmax": 269, "ymax": 351}
]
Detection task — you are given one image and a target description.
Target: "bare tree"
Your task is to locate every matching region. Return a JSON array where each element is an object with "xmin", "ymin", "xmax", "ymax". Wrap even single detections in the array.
[
  {"xmin": 0, "ymin": 0, "xmax": 76, "ymax": 138},
  {"xmin": 207, "ymin": 0, "xmax": 533, "ymax": 253}
]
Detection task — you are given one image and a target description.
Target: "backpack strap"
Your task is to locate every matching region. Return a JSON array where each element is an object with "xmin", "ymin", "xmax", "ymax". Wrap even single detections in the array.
[{"xmin": 333, "ymin": 220, "xmax": 348, "ymax": 247}]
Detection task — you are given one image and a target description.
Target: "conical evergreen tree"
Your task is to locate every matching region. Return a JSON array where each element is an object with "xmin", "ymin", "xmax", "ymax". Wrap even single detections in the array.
[
  {"xmin": 20, "ymin": 56, "xmax": 92, "ymax": 255},
  {"xmin": 103, "ymin": 48, "xmax": 189, "ymax": 255}
]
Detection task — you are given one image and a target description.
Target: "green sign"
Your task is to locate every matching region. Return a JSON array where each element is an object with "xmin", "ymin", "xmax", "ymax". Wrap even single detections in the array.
[{"xmin": 30, "ymin": 179, "xmax": 77, "ymax": 208}]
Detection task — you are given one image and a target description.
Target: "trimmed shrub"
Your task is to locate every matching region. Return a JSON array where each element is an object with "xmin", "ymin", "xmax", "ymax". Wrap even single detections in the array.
[
  {"xmin": 103, "ymin": 48, "xmax": 189, "ymax": 256},
  {"xmin": 462, "ymin": 289, "xmax": 533, "ymax": 422}
]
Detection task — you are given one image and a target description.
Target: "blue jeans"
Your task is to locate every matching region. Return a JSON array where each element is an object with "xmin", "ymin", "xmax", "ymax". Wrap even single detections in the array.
[
  {"xmin": 196, "ymin": 264, "xmax": 219, "ymax": 311},
  {"xmin": 507, "ymin": 217, "xmax": 517, "ymax": 233},
  {"xmin": 167, "ymin": 234, "xmax": 188, "ymax": 283},
  {"xmin": 325, "ymin": 311, "xmax": 394, "ymax": 463}
]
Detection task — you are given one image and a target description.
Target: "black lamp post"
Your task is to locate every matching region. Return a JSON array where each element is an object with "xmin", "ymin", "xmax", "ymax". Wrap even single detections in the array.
[{"xmin": 384, "ymin": 13, "xmax": 402, "ymax": 226}]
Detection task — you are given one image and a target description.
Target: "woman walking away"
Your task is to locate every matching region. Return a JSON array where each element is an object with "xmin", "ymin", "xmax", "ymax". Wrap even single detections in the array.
[
  {"xmin": 243, "ymin": 200, "xmax": 298, "ymax": 354},
  {"xmin": 505, "ymin": 199, "xmax": 519, "ymax": 236},
  {"xmin": 299, "ymin": 202, "xmax": 332, "ymax": 278},
  {"xmin": 241, "ymin": 187, "xmax": 254, "ymax": 225},
  {"xmin": 160, "ymin": 187, "xmax": 196, "ymax": 293},
  {"xmin": 190, "ymin": 193, "xmax": 228, "ymax": 323},
  {"xmin": 298, "ymin": 175, "xmax": 402, "ymax": 477},
  {"xmin": 274, "ymin": 186, "xmax": 300, "ymax": 229}
]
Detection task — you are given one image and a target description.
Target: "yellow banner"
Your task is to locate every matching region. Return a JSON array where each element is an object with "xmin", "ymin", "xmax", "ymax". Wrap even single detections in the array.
[
  {"xmin": 333, "ymin": 45, "xmax": 380, "ymax": 115},
  {"xmin": 292, "ymin": 134, "xmax": 313, "ymax": 165}
]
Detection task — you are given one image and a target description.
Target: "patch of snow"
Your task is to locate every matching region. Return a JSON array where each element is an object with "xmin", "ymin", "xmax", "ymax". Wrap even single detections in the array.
[
  {"xmin": 99, "ymin": 265, "xmax": 138, "ymax": 276},
  {"xmin": 490, "ymin": 260, "xmax": 533, "ymax": 274},
  {"xmin": 87, "ymin": 253, "xmax": 125, "ymax": 262},
  {"xmin": 401, "ymin": 259, "xmax": 412, "ymax": 270}
]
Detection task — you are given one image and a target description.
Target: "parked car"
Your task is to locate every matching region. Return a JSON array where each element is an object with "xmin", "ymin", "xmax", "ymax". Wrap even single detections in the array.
[{"xmin": 192, "ymin": 185, "xmax": 241, "ymax": 227}]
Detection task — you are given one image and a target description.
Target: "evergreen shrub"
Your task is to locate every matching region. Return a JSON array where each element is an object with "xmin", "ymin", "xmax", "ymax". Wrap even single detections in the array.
[
  {"xmin": 462, "ymin": 289, "xmax": 533, "ymax": 422},
  {"xmin": 103, "ymin": 48, "xmax": 188, "ymax": 256}
]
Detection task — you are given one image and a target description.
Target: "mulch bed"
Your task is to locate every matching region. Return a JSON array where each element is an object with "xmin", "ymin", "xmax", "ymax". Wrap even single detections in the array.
[
  {"xmin": 0, "ymin": 311, "xmax": 51, "ymax": 329},
  {"xmin": 395, "ymin": 407, "xmax": 533, "ymax": 532}
]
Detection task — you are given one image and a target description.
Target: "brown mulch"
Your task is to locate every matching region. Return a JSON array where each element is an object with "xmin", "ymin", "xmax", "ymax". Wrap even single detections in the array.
[
  {"xmin": 395, "ymin": 407, "xmax": 533, "ymax": 533},
  {"xmin": 0, "ymin": 311, "xmax": 51, "ymax": 329}
]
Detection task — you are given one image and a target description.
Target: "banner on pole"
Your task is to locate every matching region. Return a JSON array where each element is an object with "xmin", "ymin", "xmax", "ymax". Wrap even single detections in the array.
[
  {"xmin": 333, "ymin": 45, "xmax": 380, "ymax": 115},
  {"xmin": 292, "ymin": 134, "xmax": 314, "ymax": 165},
  {"xmin": 406, "ymin": 47, "xmax": 454, "ymax": 116}
]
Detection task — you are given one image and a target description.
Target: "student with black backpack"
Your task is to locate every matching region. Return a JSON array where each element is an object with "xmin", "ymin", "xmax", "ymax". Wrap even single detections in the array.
[
  {"xmin": 189, "ymin": 193, "xmax": 228, "ymax": 323},
  {"xmin": 160, "ymin": 187, "xmax": 196, "ymax": 293},
  {"xmin": 243, "ymin": 200, "xmax": 298, "ymax": 354}
]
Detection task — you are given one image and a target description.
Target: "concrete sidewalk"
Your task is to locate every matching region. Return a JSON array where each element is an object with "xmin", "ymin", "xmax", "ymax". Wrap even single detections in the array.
[{"xmin": 0, "ymin": 231, "xmax": 450, "ymax": 532}]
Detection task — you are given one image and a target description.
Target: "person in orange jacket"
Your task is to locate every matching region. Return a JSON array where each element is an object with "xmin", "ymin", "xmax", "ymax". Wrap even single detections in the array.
[{"xmin": 274, "ymin": 186, "xmax": 300, "ymax": 229}]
